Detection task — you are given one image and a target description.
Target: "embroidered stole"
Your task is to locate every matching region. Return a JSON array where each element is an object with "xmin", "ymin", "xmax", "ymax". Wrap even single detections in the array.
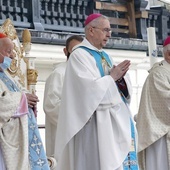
[
  {"xmin": 78, "ymin": 46, "xmax": 112, "ymax": 76},
  {"xmin": 0, "ymin": 72, "xmax": 50, "ymax": 170},
  {"xmin": 79, "ymin": 46, "xmax": 138, "ymax": 170},
  {"xmin": 123, "ymin": 119, "xmax": 138, "ymax": 170}
]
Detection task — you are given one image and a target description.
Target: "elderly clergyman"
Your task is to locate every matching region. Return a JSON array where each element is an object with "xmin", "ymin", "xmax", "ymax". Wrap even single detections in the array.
[
  {"xmin": 136, "ymin": 36, "xmax": 170, "ymax": 170},
  {"xmin": 54, "ymin": 13, "xmax": 139, "ymax": 170},
  {"xmin": 0, "ymin": 33, "xmax": 50, "ymax": 170}
]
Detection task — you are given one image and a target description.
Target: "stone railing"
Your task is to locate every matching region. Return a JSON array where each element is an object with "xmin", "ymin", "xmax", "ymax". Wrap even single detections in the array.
[{"xmin": 0, "ymin": 0, "xmax": 169, "ymax": 45}]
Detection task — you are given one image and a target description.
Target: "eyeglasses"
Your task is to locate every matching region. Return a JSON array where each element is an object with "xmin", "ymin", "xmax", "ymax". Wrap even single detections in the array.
[{"xmin": 92, "ymin": 27, "xmax": 112, "ymax": 34}]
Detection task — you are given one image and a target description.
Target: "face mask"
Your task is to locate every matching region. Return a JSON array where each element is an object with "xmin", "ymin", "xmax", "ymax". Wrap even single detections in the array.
[{"xmin": 0, "ymin": 56, "xmax": 12, "ymax": 70}]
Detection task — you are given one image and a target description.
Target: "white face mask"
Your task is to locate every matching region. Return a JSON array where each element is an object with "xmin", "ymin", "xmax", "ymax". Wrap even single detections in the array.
[{"xmin": 0, "ymin": 56, "xmax": 12, "ymax": 70}]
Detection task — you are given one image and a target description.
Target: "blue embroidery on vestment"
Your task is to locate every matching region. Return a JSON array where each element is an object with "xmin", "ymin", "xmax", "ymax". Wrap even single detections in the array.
[
  {"xmin": 123, "ymin": 119, "xmax": 138, "ymax": 170},
  {"xmin": 79, "ymin": 46, "xmax": 112, "ymax": 77},
  {"xmin": 77, "ymin": 48, "xmax": 139, "ymax": 169},
  {"xmin": 0, "ymin": 72, "xmax": 50, "ymax": 170}
]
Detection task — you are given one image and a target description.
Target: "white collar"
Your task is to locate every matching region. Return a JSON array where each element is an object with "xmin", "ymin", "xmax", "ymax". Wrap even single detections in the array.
[
  {"xmin": 151, "ymin": 60, "xmax": 170, "ymax": 72},
  {"xmin": 75, "ymin": 38, "xmax": 103, "ymax": 52}
]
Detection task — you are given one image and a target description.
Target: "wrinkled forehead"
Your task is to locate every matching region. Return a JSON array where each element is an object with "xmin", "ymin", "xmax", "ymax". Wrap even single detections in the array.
[
  {"xmin": 0, "ymin": 37, "xmax": 14, "ymax": 47},
  {"xmin": 99, "ymin": 18, "xmax": 110, "ymax": 27}
]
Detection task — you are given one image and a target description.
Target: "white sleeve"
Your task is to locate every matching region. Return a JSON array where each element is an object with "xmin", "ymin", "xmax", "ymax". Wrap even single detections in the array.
[{"xmin": 43, "ymin": 69, "xmax": 64, "ymax": 126}]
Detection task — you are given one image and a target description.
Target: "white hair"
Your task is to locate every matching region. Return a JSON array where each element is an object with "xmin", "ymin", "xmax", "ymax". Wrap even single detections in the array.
[
  {"xmin": 163, "ymin": 44, "xmax": 170, "ymax": 57},
  {"xmin": 84, "ymin": 15, "xmax": 109, "ymax": 33}
]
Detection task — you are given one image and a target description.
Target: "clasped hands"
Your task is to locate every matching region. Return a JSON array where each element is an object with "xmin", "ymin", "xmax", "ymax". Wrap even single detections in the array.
[{"xmin": 110, "ymin": 60, "xmax": 130, "ymax": 81}]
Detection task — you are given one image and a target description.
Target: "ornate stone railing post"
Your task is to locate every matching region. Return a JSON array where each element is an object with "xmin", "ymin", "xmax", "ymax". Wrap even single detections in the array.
[
  {"xmin": 135, "ymin": 0, "xmax": 148, "ymax": 40},
  {"xmin": 159, "ymin": 7, "xmax": 169, "ymax": 44}
]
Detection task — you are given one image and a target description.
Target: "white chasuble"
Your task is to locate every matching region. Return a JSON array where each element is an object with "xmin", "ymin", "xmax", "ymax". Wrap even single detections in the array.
[
  {"xmin": 0, "ymin": 79, "xmax": 29, "ymax": 170},
  {"xmin": 136, "ymin": 60, "xmax": 170, "ymax": 170},
  {"xmin": 55, "ymin": 39, "xmax": 136, "ymax": 170}
]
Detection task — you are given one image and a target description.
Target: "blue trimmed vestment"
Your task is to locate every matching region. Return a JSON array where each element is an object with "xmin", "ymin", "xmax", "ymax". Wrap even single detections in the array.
[
  {"xmin": 0, "ymin": 72, "xmax": 50, "ymax": 170},
  {"xmin": 79, "ymin": 46, "xmax": 139, "ymax": 170}
]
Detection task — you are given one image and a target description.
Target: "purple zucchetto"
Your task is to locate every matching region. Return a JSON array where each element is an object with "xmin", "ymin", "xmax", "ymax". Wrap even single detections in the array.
[{"xmin": 84, "ymin": 13, "xmax": 102, "ymax": 26}]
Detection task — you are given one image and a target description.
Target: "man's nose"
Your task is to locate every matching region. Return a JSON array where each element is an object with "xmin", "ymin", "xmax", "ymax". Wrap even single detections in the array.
[{"xmin": 107, "ymin": 33, "xmax": 111, "ymax": 38}]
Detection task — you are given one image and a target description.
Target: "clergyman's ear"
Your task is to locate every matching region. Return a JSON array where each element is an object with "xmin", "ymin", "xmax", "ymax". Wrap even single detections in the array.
[{"xmin": 63, "ymin": 47, "xmax": 68, "ymax": 57}]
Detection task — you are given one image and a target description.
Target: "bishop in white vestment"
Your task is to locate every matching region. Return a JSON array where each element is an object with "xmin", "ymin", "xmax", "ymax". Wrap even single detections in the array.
[
  {"xmin": 0, "ymin": 33, "xmax": 50, "ymax": 170},
  {"xmin": 136, "ymin": 36, "xmax": 170, "ymax": 170},
  {"xmin": 54, "ymin": 14, "xmax": 139, "ymax": 170}
]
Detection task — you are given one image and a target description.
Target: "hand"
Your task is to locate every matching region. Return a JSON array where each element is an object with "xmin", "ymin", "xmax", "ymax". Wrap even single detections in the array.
[
  {"xmin": 110, "ymin": 60, "xmax": 130, "ymax": 81},
  {"xmin": 25, "ymin": 93, "xmax": 39, "ymax": 108}
]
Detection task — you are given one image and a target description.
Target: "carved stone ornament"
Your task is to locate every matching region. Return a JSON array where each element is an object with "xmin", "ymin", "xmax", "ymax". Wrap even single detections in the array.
[
  {"xmin": 0, "ymin": 18, "xmax": 37, "ymax": 90},
  {"xmin": 0, "ymin": 18, "xmax": 17, "ymax": 40},
  {"xmin": 27, "ymin": 69, "xmax": 38, "ymax": 85}
]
